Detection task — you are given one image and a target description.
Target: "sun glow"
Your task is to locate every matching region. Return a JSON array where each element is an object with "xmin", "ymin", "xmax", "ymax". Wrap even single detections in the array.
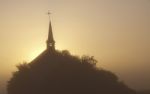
[{"xmin": 27, "ymin": 47, "xmax": 45, "ymax": 62}]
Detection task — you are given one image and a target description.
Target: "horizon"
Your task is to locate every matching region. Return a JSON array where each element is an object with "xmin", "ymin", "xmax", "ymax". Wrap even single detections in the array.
[{"xmin": 0, "ymin": 0, "xmax": 150, "ymax": 93}]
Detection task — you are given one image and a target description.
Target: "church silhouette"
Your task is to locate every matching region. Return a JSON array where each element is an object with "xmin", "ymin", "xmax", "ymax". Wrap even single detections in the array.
[
  {"xmin": 7, "ymin": 16, "xmax": 136, "ymax": 94},
  {"xmin": 29, "ymin": 13, "xmax": 57, "ymax": 66}
]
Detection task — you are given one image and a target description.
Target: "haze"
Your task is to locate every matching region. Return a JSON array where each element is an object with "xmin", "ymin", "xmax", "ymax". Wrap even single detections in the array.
[{"xmin": 0, "ymin": 0, "xmax": 150, "ymax": 93}]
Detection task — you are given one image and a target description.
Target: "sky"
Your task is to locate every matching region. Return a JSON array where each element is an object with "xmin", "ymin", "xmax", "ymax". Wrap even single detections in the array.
[{"xmin": 0, "ymin": 0, "xmax": 150, "ymax": 93}]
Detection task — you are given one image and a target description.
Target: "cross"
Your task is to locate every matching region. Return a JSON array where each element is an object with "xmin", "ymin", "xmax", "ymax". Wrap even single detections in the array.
[{"xmin": 47, "ymin": 11, "xmax": 51, "ymax": 20}]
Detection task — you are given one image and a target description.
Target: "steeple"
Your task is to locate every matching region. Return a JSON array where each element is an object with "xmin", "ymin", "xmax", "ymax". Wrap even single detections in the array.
[{"xmin": 46, "ymin": 12, "xmax": 55, "ymax": 51}]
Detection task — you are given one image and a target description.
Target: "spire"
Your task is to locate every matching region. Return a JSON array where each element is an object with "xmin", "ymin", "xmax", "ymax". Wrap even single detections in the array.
[{"xmin": 46, "ymin": 11, "xmax": 55, "ymax": 51}]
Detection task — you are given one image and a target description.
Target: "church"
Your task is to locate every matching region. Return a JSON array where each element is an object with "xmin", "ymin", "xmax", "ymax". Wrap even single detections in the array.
[{"xmin": 29, "ymin": 13, "xmax": 57, "ymax": 67}]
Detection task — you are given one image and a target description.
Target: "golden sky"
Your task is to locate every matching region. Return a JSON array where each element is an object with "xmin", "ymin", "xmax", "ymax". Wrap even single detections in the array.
[{"xmin": 0, "ymin": 0, "xmax": 150, "ymax": 93}]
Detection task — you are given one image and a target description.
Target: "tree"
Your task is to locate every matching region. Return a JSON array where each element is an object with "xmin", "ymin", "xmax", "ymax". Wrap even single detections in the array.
[{"xmin": 7, "ymin": 50, "xmax": 136, "ymax": 94}]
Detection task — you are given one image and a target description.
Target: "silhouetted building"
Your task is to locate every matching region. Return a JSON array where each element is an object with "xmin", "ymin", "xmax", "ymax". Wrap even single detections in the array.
[{"xmin": 30, "ymin": 14, "xmax": 56, "ymax": 66}]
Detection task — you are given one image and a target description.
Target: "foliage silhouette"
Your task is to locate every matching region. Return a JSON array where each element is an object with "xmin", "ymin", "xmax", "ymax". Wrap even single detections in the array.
[
  {"xmin": 7, "ymin": 50, "xmax": 136, "ymax": 94},
  {"xmin": 138, "ymin": 90, "xmax": 150, "ymax": 94}
]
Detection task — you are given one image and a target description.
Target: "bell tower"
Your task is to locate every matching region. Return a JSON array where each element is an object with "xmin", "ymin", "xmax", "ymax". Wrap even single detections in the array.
[{"xmin": 46, "ymin": 11, "xmax": 55, "ymax": 52}]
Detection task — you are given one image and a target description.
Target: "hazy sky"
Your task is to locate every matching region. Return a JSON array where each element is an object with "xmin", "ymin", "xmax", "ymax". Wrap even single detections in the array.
[{"xmin": 0, "ymin": 0, "xmax": 150, "ymax": 93}]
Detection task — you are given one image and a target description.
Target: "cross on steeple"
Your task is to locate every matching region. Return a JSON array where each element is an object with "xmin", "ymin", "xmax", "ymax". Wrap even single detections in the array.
[
  {"xmin": 47, "ymin": 11, "xmax": 51, "ymax": 21},
  {"xmin": 46, "ymin": 11, "xmax": 55, "ymax": 52}
]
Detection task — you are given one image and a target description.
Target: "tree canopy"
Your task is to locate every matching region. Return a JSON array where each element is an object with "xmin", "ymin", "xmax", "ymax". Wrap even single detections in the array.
[{"xmin": 7, "ymin": 50, "xmax": 136, "ymax": 94}]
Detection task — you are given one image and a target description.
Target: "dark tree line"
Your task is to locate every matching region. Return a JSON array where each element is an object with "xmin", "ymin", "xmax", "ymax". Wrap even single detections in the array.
[{"xmin": 7, "ymin": 50, "xmax": 136, "ymax": 94}]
